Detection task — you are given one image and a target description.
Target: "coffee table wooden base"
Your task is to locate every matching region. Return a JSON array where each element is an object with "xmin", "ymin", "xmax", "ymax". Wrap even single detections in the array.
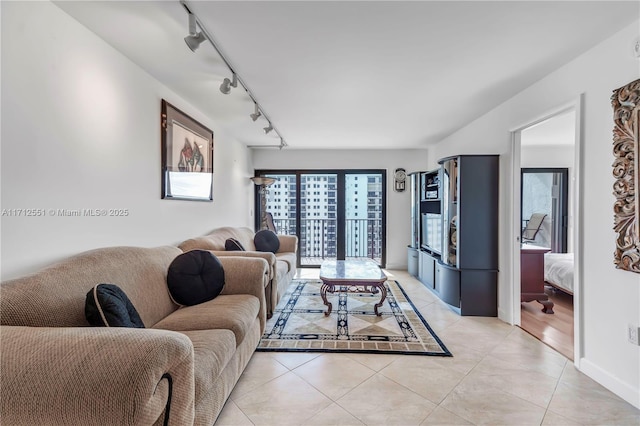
[
  {"xmin": 319, "ymin": 260, "xmax": 388, "ymax": 316},
  {"xmin": 320, "ymin": 281, "xmax": 387, "ymax": 316}
]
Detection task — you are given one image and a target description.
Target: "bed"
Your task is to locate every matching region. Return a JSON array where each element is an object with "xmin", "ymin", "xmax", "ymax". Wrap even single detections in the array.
[{"xmin": 544, "ymin": 252, "xmax": 574, "ymax": 294}]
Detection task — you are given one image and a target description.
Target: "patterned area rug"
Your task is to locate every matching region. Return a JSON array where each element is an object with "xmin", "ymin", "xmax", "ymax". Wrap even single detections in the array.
[{"xmin": 257, "ymin": 279, "xmax": 451, "ymax": 356}]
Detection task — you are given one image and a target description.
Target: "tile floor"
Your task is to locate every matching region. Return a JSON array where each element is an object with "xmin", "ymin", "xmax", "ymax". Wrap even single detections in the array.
[{"xmin": 215, "ymin": 269, "xmax": 640, "ymax": 425}]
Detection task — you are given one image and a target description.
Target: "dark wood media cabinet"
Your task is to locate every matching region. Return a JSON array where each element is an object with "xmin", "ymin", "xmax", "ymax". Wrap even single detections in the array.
[{"xmin": 414, "ymin": 155, "xmax": 499, "ymax": 316}]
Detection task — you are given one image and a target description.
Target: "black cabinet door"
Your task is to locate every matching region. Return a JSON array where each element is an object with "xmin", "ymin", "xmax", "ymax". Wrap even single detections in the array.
[
  {"xmin": 420, "ymin": 252, "xmax": 436, "ymax": 289},
  {"xmin": 436, "ymin": 263, "xmax": 460, "ymax": 308},
  {"xmin": 457, "ymin": 155, "xmax": 499, "ymax": 270}
]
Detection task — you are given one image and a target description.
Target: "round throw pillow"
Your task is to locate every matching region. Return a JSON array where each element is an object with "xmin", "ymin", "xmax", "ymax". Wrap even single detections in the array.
[
  {"xmin": 225, "ymin": 238, "xmax": 245, "ymax": 251},
  {"xmin": 254, "ymin": 229, "xmax": 280, "ymax": 253},
  {"xmin": 85, "ymin": 283, "xmax": 145, "ymax": 328},
  {"xmin": 167, "ymin": 250, "xmax": 225, "ymax": 306}
]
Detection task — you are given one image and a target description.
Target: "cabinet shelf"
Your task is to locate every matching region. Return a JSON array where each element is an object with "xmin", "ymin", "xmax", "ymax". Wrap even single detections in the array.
[{"xmin": 420, "ymin": 170, "xmax": 440, "ymax": 202}]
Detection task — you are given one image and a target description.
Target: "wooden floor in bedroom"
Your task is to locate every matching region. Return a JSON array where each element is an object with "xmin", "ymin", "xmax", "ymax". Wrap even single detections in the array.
[{"xmin": 520, "ymin": 286, "xmax": 574, "ymax": 361}]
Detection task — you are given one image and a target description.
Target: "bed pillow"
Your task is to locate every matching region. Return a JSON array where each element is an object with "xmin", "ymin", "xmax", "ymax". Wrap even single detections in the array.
[
  {"xmin": 167, "ymin": 250, "xmax": 225, "ymax": 306},
  {"xmin": 254, "ymin": 229, "xmax": 280, "ymax": 254},
  {"xmin": 225, "ymin": 238, "xmax": 245, "ymax": 251},
  {"xmin": 85, "ymin": 283, "xmax": 145, "ymax": 328}
]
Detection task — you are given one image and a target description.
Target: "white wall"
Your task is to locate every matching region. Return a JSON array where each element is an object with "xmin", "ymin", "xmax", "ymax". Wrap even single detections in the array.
[
  {"xmin": 0, "ymin": 1, "xmax": 254, "ymax": 280},
  {"xmin": 521, "ymin": 145, "xmax": 574, "ymax": 169},
  {"xmin": 430, "ymin": 21, "xmax": 640, "ymax": 408},
  {"xmin": 252, "ymin": 149, "xmax": 429, "ymax": 269}
]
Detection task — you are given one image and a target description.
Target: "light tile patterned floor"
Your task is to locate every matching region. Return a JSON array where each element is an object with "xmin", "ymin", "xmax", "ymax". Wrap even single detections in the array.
[{"xmin": 215, "ymin": 269, "xmax": 640, "ymax": 426}]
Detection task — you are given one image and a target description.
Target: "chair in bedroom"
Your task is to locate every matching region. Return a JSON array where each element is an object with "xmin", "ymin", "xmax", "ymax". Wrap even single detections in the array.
[{"xmin": 522, "ymin": 213, "xmax": 547, "ymax": 243}]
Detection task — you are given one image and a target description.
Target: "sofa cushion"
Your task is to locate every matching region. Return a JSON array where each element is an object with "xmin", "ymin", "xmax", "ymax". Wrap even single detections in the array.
[
  {"xmin": 275, "ymin": 252, "xmax": 297, "ymax": 273},
  {"xmin": 224, "ymin": 238, "xmax": 245, "ymax": 251},
  {"xmin": 178, "ymin": 329, "xmax": 236, "ymax": 384},
  {"xmin": 254, "ymin": 230, "xmax": 280, "ymax": 254},
  {"xmin": 0, "ymin": 246, "xmax": 182, "ymax": 329},
  {"xmin": 153, "ymin": 294, "xmax": 259, "ymax": 346},
  {"xmin": 275, "ymin": 260, "xmax": 289, "ymax": 285},
  {"xmin": 167, "ymin": 250, "xmax": 225, "ymax": 306},
  {"xmin": 178, "ymin": 227, "xmax": 257, "ymax": 252},
  {"xmin": 85, "ymin": 284, "xmax": 145, "ymax": 328}
]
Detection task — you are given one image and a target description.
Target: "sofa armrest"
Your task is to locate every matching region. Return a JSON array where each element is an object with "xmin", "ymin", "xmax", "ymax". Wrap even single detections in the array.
[
  {"xmin": 211, "ymin": 250, "xmax": 276, "ymax": 280},
  {"xmin": 1, "ymin": 326, "xmax": 195, "ymax": 426},
  {"xmin": 277, "ymin": 235, "xmax": 298, "ymax": 254},
  {"xmin": 218, "ymin": 256, "xmax": 270, "ymax": 330}
]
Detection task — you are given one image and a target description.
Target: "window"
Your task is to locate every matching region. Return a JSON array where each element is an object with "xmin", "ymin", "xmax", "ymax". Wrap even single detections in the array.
[{"xmin": 257, "ymin": 170, "xmax": 385, "ymax": 267}]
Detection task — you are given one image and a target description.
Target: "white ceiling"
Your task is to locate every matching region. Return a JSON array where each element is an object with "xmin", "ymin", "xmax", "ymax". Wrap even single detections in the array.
[{"xmin": 53, "ymin": 1, "xmax": 638, "ymax": 150}]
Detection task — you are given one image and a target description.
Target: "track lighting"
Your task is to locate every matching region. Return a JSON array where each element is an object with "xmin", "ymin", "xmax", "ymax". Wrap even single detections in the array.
[
  {"xmin": 184, "ymin": 13, "xmax": 207, "ymax": 52},
  {"xmin": 250, "ymin": 104, "xmax": 262, "ymax": 121},
  {"xmin": 219, "ymin": 74, "xmax": 238, "ymax": 95},
  {"xmin": 181, "ymin": 1, "xmax": 287, "ymax": 149}
]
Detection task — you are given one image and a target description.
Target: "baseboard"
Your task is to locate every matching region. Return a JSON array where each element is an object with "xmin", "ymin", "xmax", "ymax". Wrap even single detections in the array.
[
  {"xmin": 579, "ymin": 358, "xmax": 640, "ymax": 409},
  {"xmin": 498, "ymin": 307, "xmax": 513, "ymax": 324},
  {"xmin": 385, "ymin": 262, "xmax": 407, "ymax": 271}
]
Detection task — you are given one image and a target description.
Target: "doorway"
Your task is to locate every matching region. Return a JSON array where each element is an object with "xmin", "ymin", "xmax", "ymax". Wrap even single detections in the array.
[{"xmin": 512, "ymin": 105, "xmax": 580, "ymax": 362}]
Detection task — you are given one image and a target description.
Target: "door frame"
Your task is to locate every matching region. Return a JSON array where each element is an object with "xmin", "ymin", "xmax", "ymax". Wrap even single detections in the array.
[{"xmin": 509, "ymin": 94, "xmax": 584, "ymax": 367}]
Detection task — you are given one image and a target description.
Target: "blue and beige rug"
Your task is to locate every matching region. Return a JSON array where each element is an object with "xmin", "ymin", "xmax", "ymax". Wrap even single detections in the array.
[{"xmin": 257, "ymin": 279, "xmax": 451, "ymax": 356}]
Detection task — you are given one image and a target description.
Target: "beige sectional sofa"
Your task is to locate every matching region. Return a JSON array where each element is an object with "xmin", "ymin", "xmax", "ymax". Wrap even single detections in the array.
[
  {"xmin": 178, "ymin": 226, "xmax": 298, "ymax": 317},
  {"xmin": 0, "ymin": 245, "xmax": 269, "ymax": 425}
]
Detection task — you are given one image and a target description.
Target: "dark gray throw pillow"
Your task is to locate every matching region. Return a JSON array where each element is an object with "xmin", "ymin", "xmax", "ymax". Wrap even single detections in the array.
[
  {"xmin": 167, "ymin": 250, "xmax": 225, "ymax": 306},
  {"xmin": 225, "ymin": 238, "xmax": 245, "ymax": 251},
  {"xmin": 254, "ymin": 229, "xmax": 280, "ymax": 254},
  {"xmin": 85, "ymin": 283, "xmax": 145, "ymax": 328}
]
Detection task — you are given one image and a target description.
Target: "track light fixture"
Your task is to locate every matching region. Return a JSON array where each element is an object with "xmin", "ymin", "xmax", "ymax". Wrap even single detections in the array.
[
  {"xmin": 185, "ymin": 32, "xmax": 206, "ymax": 52},
  {"xmin": 263, "ymin": 124, "xmax": 273, "ymax": 134},
  {"xmin": 184, "ymin": 13, "xmax": 207, "ymax": 52},
  {"xmin": 219, "ymin": 74, "xmax": 238, "ymax": 95},
  {"xmin": 250, "ymin": 104, "xmax": 262, "ymax": 121}
]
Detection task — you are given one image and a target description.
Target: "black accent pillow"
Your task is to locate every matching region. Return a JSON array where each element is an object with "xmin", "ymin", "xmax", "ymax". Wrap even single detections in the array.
[
  {"xmin": 254, "ymin": 229, "xmax": 280, "ymax": 254},
  {"xmin": 225, "ymin": 238, "xmax": 245, "ymax": 251},
  {"xmin": 167, "ymin": 250, "xmax": 225, "ymax": 306},
  {"xmin": 85, "ymin": 284, "xmax": 145, "ymax": 328}
]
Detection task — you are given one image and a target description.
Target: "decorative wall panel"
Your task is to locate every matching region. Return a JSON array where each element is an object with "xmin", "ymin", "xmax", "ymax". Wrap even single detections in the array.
[{"xmin": 612, "ymin": 79, "xmax": 639, "ymax": 273}]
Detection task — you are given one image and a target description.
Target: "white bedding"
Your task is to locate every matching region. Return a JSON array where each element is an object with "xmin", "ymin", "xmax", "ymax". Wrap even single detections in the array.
[{"xmin": 544, "ymin": 252, "xmax": 574, "ymax": 294}]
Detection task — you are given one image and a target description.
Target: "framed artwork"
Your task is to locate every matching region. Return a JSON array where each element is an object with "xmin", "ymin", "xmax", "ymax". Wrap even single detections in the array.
[
  {"xmin": 161, "ymin": 99, "xmax": 213, "ymax": 201},
  {"xmin": 611, "ymin": 78, "xmax": 639, "ymax": 273}
]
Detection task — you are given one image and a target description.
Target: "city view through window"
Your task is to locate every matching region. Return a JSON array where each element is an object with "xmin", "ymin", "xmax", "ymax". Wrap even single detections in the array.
[{"xmin": 260, "ymin": 172, "xmax": 385, "ymax": 266}]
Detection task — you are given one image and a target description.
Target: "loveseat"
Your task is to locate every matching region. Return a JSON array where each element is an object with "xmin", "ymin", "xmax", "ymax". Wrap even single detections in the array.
[
  {"xmin": 0, "ymin": 245, "xmax": 269, "ymax": 425},
  {"xmin": 178, "ymin": 226, "xmax": 298, "ymax": 317}
]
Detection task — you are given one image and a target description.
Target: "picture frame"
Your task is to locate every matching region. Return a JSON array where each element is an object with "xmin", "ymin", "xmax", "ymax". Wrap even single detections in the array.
[
  {"xmin": 161, "ymin": 99, "xmax": 214, "ymax": 201},
  {"xmin": 611, "ymin": 78, "xmax": 639, "ymax": 273}
]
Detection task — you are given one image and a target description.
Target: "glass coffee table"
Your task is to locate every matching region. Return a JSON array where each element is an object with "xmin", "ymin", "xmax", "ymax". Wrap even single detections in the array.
[{"xmin": 319, "ymin": 260, "xmax": 388, "ymax": 316}]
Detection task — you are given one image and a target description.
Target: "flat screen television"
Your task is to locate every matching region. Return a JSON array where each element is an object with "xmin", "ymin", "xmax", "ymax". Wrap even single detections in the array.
[{"xmin": 422, "ymin": 213, "xmax": 442, "ymax": 255}]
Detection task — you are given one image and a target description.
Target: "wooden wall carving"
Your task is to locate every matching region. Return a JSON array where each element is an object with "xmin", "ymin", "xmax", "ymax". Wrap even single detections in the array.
[{"xmin": 612, "ymin": 78, "xmax": 640, "ymax": 273}]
